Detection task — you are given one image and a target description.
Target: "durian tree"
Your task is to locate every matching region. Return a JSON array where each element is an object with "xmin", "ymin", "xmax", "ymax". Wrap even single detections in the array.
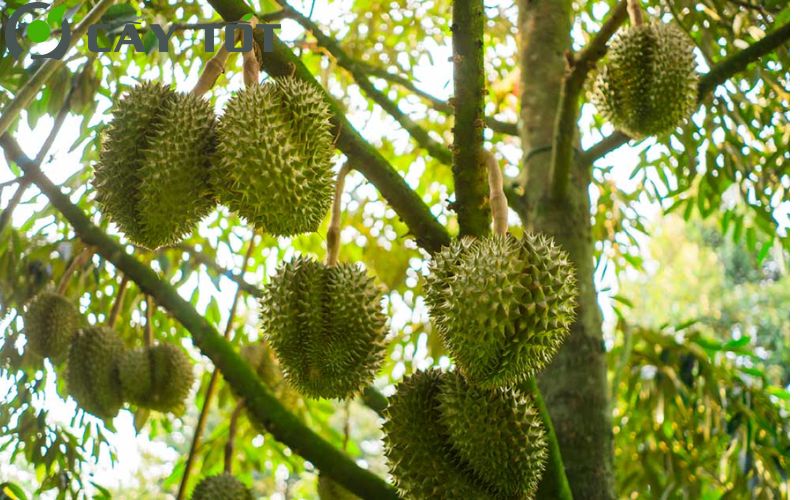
[{"xmin": 0, "ymin": 0, "xmax": 788, "ymax": 498}]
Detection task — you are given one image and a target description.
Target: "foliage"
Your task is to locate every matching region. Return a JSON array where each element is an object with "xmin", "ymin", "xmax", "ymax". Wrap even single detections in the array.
[{"xmin": 0, "ymin": 0, "xmax": 789, "ymax": 497}]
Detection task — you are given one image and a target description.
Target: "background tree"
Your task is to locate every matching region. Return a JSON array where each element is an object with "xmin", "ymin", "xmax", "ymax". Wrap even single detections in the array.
[{"xmin": 0, "ymin": 0, "xmax": 789, "ymax": 498}]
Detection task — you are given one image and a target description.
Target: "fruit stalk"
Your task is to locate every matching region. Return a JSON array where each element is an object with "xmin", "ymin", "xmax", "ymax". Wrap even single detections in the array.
[
  {"xmin": 627, "ymin": 0, "xmax": 644, "ymax": 26},
  {"xmin": 191, "ymin": 44, "xmax": 232, "ymax": 96},
  {"xmin": 484, "ymin": 149, "xmax": 508, "ymax": 235},
  {"xmin": 326, "ymin": 164, "xmax": 352, "ymax": 266}
]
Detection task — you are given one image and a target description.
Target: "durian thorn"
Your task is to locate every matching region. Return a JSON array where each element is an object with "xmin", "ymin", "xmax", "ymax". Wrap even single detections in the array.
[
  {"xmin": 627, "ymin": 0, "xmax": 644, "ymax": 26},
  {"xmin": 242, "ymin": 17, "xmax": 261, "ymax": 87},
  {"xmin": 56, "ymin": 246, "xmax": 95, "ymax": 294},
  {"xmin": 191, "ymin": 43, "xmax": 232, "ymax": 97},
  {"xmin": 483, "ymin": 149, "xmax": 508, "ymax": 235},
  {"xmin": 224, "ymin": 399, "xmax": 246, "ymax": 474},
  {"xmin": 326, "ymin": 163, "xmax": 352, "ymax": 267},
  {"xmin": 107, "ymin": 274, "xmax": 130, "ymax": 329}
]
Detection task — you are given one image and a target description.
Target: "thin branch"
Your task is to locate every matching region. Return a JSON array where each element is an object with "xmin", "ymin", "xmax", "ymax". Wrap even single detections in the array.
[
  {"xmin": 224, "ymin": 400, "xmax": 246, "ymax": 474},
  {"xmin": 56, "ymin": 246, "xmax": 94, "ymax": 295},
  {"xmin": 172, "ymin": 244, "xmax": 263, "ymax": 298},
  {"xmin": 0, "ymin": 135, "xmax": 399, "ymax": 499},
  {"xmin": 278, "ymin": 1, "xmax": 453, "ymax": 165},
  {"xmin": 549, "ymin": 0, "xmax": 629, "ymax": 201},
  {"xmin": 177, "ymin": 233, "xmax": 257, "ymax": 500},
  {"xmin": 107, "ymin": 275, "xmax": 130, "ymax": 329},
  {"xmin": 582, "ymin": 22, "xmax": 790, "ymax": 164},
  {"xmin": 0, "ymin": 71, "xmax": 80, "ymax": 234},
  {"xmin": 452, "ymin": 0, "xmax": 490, "ymax": 237},
  {"xmin": 523, "ymin": 377, "xmax": 574, "ymax": 500},
  {"xmin": 344, "ymin": 52, "xmax": 518, "ymax": 135},
  {"xmin": 0, "ymin": 0, "xmax": 115, "ymax": 137}
]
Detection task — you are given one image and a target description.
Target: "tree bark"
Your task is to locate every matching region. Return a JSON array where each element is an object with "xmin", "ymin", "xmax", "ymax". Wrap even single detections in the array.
[{"xmin": 517, "ymin": 1, "xmax": 615, "ymax": 498}]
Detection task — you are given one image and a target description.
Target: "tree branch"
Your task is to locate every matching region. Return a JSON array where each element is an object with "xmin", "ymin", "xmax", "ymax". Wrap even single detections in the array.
[
  {"xmin": 278, "ymin": 1, "xmax": 452, "ymax": 165},
  {"xmin": 549, "ymin": 0, "xmax": 629, "ymax": 201},
  {"xmin": 452, "ymin": 0, "xmax": 490, "ymax": 237},
  {"xmin": 0, "ymin": 0, "xmax": 115, "ymax": 137},
  {"xmin": 581, "ymin": 22, "xmax": 790, "ymax": 164},
  {"xmin": 0, "ymin": 135, "xmax": 399, "ymax": 500},
  {"xmin": 208, "ymin": 0, "xmax": 450, "ymax": 254}
]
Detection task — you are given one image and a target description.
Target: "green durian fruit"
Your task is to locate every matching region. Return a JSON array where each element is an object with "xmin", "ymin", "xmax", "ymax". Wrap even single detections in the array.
[
  {"xmin": 591, "ymin": 22, "xmax": 698, "ymax": 138},
  {"xmin": 94, "ymin": 81, "xmax": 217, "ymax": 249},
  {"xmin": 317, "ymin": 474, "xmax": 359, "ymax": 500},
  {"xmin": 191, "ymin": 473, "xmax": 253, "ymax": 500},
  {"xmin": 437, "ymin": 372, "xmax": 548, "ymax": 497},
  {"xmin": 238, "ymin": 343, "xmax": 304, "ymax": 416},
  {"xmin": 425, "ymin": 233, "xmax": 577, "ymax": 388},
  {"xmin": 382, "ymin": 370, "xmax": 494, "ymax": 499},
  {"xmin": 66, "ymin": 326, "xmax": 124, "ymax": 419},
  {"xmin": 213, "ymin": 77, "xmax": 335, "ymax": 236},
  {"xmin": 119, "ymin": 343, "xmax": 193, "ymax": 412},
  {"xmin": 261, "ymin": 257, "xmax": 387, "ymax": 399},
  {"xmin": 23, "ymin": 291, "xmax": 81, "ymax": 360}
]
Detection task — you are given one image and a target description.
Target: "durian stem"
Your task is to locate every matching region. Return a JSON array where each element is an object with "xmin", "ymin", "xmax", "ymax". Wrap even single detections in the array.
[
  {"xmin": 243, "ymin": 18, "xmax": 261, "ymax": 87},
  {"xmin": 107, "ymin": 275, "xmax": 130, "ymax": 329},
  {"xmin": 224, "ymin": 400, "xmax": 246, "ymax": 474},
  {"xmin": 326, "ymin": 164, "xmax": 352, "ymax": 267},
  {"xmin": 177, "ymin": 232, "xmax": 257, "ymax": 500},
  {"xmin": 56, "ymin": 246, "xmax": 94, "ymax": 294},
  {"xmin": 342, "ymin": 401, "xmax": 351, "ymax": 450},
  {"xmin": 484, "ymin": 150, "xmax": 508, "ymax": 236},
  {"xmin": 144, "ymin": 296, "xmax": 153, "ymax": 346},
  {"xmin": 191, "ymin": 44, "xmax": 232, "ymax": 97},
  {"xmin": 627, "ymin": 0, "xmax": 644, "ymax": 26}
]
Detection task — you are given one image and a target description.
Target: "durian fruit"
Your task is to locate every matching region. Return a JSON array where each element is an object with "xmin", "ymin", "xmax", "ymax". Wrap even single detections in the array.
[
  {"xmin": 213, "ymin": 77, "xmax": 335, "ymax": 236},
  {"xmin": 437, "ymin": 371, "xmax": 548, "ymax": 497},
  {"xmin": 23, "ymin": 291, "xmax": 81, "ymax": 360},
  {"xmin": 190, "ymin": 473, "xmax": 253, "ymax": 500},
  {"xmin": 591, "ymin": 22, "xmax": 698, "ymax": 138},
  {"xmin": 119, "ymin": 343, "xmax": 194, "ymax": 412},
  {"xmin": 425, "ymin": 233, "xmax": 577, "ymax": 388},
  {"xmin": 66, "ymin": 326, "xmax": 124, "ymax": 419},
  {"xmin": 94, "ymin": 81, "xmax": 217, "ymax": 249},
  {"xmin": 239, "ymin": 344, "xmax": 301, "ymax": 406},
  {"xmin": 382, "ymin": 370, "xmax": 495, "ymax": 499},
  {"xmin": 318, "ymin": 474, "xmax": 359, "ymax": 500},
  {"xmin": 261, "ymin": 258, "xmax": 387, "ymax": 399}
]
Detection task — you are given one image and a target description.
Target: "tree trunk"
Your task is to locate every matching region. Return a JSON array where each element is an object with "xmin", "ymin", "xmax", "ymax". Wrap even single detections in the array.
[{"xmin": 517, "ymin": 1, "xmax": 614, "ymax": 498}]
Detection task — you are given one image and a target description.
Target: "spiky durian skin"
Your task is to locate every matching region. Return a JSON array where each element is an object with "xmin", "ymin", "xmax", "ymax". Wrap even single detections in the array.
[
  {"xmin": 261, "ymin": 257, "xmax": 387, "ymax": 399},
  {"xmin": 213, "ymin": 77, "xmax": 335, "ymax": 236},
  {"xmin": 591, "ymin": 22, "xmax": 698, "ymax": 138},
  {"xmin": 437, "ymin": 372, "xmax": 548, "ymax": 497},
  {"xmin": 382, "ymin": 370, "xmax": 495, "ymax": 499},
  {"xmin": 317, "ymin": 475, "xmax": 359, "ymax": 500},
  {"xmin": 66, "ymin": 326, "xmax": 124, "ymax": 419},
  {"xmin": 23, "ymin": 291, "xmax": 81, "ymax": 360},
  {"xmin": 426, "ymin": 233, "xmax": 577, "ymax": 388},
  {"xmin": 191, "ymin": 473, "xmax": 253, "ymax": 500},
  {"xmin": 119, "ymin": 343, "xmax": 193, "ymax": 412},
  {"xmin": 94, "ymin": 82, "xmax": 217, "ymax": 249}
]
